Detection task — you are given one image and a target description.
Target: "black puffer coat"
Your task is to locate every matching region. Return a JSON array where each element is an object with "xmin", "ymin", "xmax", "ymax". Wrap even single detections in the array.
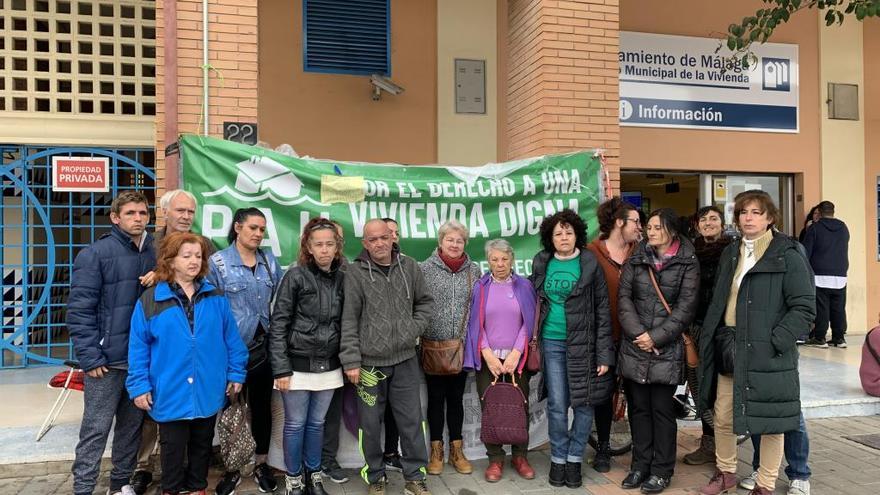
[
  {"xmin": 269, "ymin": 259, "xmax": 345, "ymax": 377},
  {"xmin": 531, "ymin": 249, "xmax": 615, "ymax": 407},
  {"xmin": 618, "ymin": 239, "xmax": 700, "ymax": 385}
]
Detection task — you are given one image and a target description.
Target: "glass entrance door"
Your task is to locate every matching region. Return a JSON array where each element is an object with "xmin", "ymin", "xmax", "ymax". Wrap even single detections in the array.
[{"xmin": 699, "ymin": 174, "xmax": 795, "ymax": 235}]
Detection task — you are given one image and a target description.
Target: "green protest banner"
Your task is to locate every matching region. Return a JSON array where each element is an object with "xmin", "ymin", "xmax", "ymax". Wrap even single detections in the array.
[{"xmin": 181, "ymin": 135, "xmax": 604, "ymax": 274}]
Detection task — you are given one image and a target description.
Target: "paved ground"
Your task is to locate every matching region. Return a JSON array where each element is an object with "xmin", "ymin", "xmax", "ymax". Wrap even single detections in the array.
[{"xmin": 1, "ymin": 415, "xmax": 879, "ymax": 495}]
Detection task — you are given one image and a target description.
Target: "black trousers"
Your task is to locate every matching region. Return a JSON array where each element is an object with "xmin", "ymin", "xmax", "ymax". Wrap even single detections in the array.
[
  {"xmin": 424, "ymin": 371, "xmax": 467, "ymax": 442},
  {"xmin": 321, "ymin": 386, "xmax": 344, "ymax": 467},
  {"xmin": 384, "ymin": 401, "xmax": 399, "ymax": 455},
  {"xmin": 594, "ymin": 399, "xmax": 613, "ymax": 443},
  {"xmin": 357, "ymin": 357, "xmax": 429, "ymax": 483},
  {"xmin": 158, "ymin": 415, "xmax": 217, "ymax": 493},
  {"xmin": 245, "ymin": 358, "xmax": 274, "ymax": 456},
  {"xmin": 624, "ymin": 380, "xmax": 677, "ymax": 478},
  {"xmin": 812, "ymin": 286, "xmax": 847, "ymax": 342}
]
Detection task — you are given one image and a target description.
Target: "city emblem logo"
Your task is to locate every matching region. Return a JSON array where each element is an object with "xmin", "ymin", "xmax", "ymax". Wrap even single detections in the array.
[{"xmin": 762, "ymin": 58, "xmax": 791, "ymax": 92}]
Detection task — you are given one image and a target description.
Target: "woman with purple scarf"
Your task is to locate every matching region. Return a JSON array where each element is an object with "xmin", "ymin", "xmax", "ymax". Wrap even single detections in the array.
[{"xmin": 463, "ymin": 238, "xmax": 537, "ymax": 483}]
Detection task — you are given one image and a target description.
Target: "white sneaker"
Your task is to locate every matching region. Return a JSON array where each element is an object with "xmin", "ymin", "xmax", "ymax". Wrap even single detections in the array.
[
  {"xmin": 108, "ymin": 486, "xmax": 137, "ymax": 495},
  {"xmin": 739, "ymin": 471, "xmax": 758, "ymax": 490},
  {"xmin": 788, "ymin": 479, "xmax": 811, "ymax": 495}
]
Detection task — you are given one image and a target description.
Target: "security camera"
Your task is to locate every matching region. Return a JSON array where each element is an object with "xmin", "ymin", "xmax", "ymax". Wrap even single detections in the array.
[{"xmin": 370, "ymin": 74, "xmax": 404, "ymax": 100}]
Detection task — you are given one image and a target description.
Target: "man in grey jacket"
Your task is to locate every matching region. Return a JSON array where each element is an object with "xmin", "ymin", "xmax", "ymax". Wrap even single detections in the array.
[{"xmin": 340, "ymin": 219, "xmax": 434, "ymax": 495}]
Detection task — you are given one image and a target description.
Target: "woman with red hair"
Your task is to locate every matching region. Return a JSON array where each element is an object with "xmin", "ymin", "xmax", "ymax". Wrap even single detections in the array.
[{"xmin": 127, "ymin": 232, "xmax": 248, "ymax": 495}]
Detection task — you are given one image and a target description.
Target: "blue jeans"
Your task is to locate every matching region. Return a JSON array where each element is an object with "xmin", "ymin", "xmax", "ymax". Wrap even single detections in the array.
[
  {"xmin": 281, "ymin": 388, "xmax": 336, "ymax": 475},
  {"xmin": 543, "ymin": 338, "xmax": 595, "ymax": 464},
  {"xmin": 751, "ymin": 411, "xmax": 811, "ymax": 481}
]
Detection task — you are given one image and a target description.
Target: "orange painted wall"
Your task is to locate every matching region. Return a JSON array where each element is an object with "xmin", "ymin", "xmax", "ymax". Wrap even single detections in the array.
[
  {"xmin": 619, "ymin": 0, "xmax": 822, "ymax": 222},
  {"xmin": 864, "ymin": 17, "xmax": 880, "ymax": 325},
  {"xmin": 258, "ymin": 0, "xmax": 437, "ymax": 164}
]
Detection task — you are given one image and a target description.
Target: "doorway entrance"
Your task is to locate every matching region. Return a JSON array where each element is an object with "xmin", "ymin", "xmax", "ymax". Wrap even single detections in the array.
[{"xmin": 620, "ymin": 171, "xmax": 795, "ymax": 235}]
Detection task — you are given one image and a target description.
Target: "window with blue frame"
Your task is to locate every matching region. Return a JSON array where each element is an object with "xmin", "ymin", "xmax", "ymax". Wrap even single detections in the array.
[{"xmin": 303, "ymin": 0, "xmax": 391, "ymax": 76}]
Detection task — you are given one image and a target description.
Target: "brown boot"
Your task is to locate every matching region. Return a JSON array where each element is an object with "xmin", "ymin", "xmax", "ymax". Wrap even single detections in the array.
[
  {"xmin": 699, "ymin": 469, "xmax": 737, "ymax": 495},
  {"xmin": 683, "ymin": 435, "xmax": 716, "ymax": 465},
  {"xmin": 448, "ymin": 439, "xmax": 473, "ymax": 474},
  {"xmin": 427, "ymin": 440, "xmax": 444, "ymax": 475}
]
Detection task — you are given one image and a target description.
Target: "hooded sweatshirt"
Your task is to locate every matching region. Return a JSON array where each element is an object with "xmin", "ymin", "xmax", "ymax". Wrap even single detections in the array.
[
  {"xmin": 802, "ymin": 217, "xmax": 849, "ymax": 281},
  {"xmin": 339, "ymin": 246, "xmax": 434, "ymax": 370}
]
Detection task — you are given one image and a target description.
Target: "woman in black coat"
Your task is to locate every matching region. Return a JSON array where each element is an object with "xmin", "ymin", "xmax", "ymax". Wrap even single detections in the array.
[
  {"xmin": 617, "ymin": 208, "xmax": 699, "ymax": 493},
  {"xmin": 530, "ymin": 209, "xmax": 614, "ymax": 489},
  {"xmin": 268, "ymin": 217, "xmax": 345, "ymax": 495}
]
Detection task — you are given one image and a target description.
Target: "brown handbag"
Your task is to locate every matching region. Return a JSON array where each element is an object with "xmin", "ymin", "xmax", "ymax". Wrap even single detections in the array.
[
  {"xmin": 647, "ymin": 269, "xmax": 698, "ymax": 367},
  {"xmin": 421, "ymin": 269, "xmax": 473, "ymax": 375},
  {"xmin": 523, "ymin": 299, "xmax": 542, "ymax": 373}
]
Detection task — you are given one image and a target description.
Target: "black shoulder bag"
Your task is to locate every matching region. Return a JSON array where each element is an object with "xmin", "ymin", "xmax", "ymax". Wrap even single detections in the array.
[{"xmin": 246, "ymin": 250, "xmax": 275, "ymax": 371}]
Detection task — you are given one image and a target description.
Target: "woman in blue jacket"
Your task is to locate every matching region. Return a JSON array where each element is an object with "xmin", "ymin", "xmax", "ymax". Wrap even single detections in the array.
[
  {"xmin": 127, "ymin": 232, "xmax": 248, "ymax": 495},
  {"xmin": 207, "ymin": 207, "xmax": 284, "ymax": 494}
]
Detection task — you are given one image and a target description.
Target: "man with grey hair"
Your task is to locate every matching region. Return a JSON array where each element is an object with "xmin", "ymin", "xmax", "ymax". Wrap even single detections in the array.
[
  {"xmin": 130, "ymin": 189, "xmax": 211, "ymax": 494},
  {"xmin": 340, "ymin": 218, "xmax": 434, "ymax": 495},
  {"xmin": 154, "ymin": 189, "xmax": 197, "ymax": 245}
]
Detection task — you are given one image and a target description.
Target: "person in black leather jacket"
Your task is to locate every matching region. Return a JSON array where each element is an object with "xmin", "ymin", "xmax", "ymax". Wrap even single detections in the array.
[
  {"xmin": 268, "ymin": 217, "xmax": 345, "ymax": 495},
  {"xmin": 617, "ymin": 208, "xmax": 699, "ymax": 493}
]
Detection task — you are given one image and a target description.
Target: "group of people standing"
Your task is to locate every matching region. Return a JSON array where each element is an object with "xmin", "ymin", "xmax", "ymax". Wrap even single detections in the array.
[{"xmin": 68, "ymin": 187, "xmax": 818, "ymax": 495}]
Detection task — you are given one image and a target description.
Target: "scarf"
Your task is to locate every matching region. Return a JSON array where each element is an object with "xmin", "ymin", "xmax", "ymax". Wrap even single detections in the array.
[
  {"xmin": 693, "ymin": 235, "xmax": 731, "ymax": 266},
  {"xmin": 649, "ymin": 238, "xmax": 680, "ymax": 271},
  {"xmin": 438, "ymin": 248, "xmax": 467, "ymax": 272}
]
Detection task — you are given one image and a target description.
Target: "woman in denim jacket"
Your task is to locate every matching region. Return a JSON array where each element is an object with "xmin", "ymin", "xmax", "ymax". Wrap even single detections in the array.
[{"xmin": 207, "ymin": 207, "xmax": 284, "ymax": 495}]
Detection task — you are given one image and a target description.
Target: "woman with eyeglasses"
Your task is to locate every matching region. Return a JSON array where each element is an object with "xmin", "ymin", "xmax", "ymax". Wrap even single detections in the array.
[
  {"xmin": 208, "ymin": 207, "xmax": 285, "ymax": 495},
  {"xmin": 585, "ymin": 198, "xmax": 642, "ymax": 473},
  {"xmin": 419, "ymin": 219, "xmax": 482, "ymax": 476},
  {"xmin": 269, "ymin": 217, "xmax": 346, "ymax": 495}
]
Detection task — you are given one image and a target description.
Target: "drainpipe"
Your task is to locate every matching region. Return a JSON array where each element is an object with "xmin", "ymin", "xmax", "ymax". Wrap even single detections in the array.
[
  {"xmin": 164, "ymin": 0, "xmax": 179, "ymax": 189},
  {"xmin": 202, "ymin": 0, "xmax": 210, "ymax": 135}
]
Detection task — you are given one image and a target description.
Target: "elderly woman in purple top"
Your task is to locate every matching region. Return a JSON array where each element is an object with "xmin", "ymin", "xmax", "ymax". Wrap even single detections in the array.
[{"xmin": 463, "ymin": 238, "xmax": 538, "ymax": 483}]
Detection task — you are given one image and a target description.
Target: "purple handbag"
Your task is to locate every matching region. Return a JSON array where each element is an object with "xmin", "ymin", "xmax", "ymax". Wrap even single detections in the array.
[{"xmin": 480, "ymin": 374, "xmax": 528, "ymax": 446}]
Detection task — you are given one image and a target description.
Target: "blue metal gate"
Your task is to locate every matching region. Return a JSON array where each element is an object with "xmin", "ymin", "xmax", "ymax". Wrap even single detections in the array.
[{"xmin": 0, "ymin": 146, "xmax": 156, "ymax": 368}]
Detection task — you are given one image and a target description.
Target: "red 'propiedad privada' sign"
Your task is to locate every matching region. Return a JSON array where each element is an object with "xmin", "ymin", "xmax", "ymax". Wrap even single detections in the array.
[{"xmin": 52, "ymin": 156, "xmax": 110, "ymax": 192}]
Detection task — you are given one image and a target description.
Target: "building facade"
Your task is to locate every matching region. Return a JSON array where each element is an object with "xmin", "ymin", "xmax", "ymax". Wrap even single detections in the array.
[{"xmin": 2, "ymin": 0, "xmax": 878, "ymax": 366}]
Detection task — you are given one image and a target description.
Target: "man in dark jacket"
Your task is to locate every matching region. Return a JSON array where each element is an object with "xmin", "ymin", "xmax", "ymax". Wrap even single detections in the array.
[
  {"xmin": 340, "ymin": 218, "xmax": 434, "ymax": 495},
  {"xmin": 68, "ymin": 191, "xmax": 156, "ymax": 495},
  {"xmin": 803, "ymin": 200, "xmax": 849, "ymax": 348}
]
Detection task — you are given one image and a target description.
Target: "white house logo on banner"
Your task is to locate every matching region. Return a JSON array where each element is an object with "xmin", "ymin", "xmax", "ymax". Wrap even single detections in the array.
[
  {"xmin": 202, "ymin": 155, "xmax": 324, "ymax": 207},
  {"xmin": 619, "ymin": 32, "xmax": 799, "ymax": 133}
]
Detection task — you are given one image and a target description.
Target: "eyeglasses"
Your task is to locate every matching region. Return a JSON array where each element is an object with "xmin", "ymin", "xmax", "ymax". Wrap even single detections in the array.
[{"xmin": 625, "ymin": 218, "xmax": 641, "ymax": 225}]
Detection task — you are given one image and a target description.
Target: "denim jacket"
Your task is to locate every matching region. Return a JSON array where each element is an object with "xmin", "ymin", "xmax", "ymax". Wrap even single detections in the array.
[{"xmin": 207, "ymin": 245, "xmax": 284, "ymax": 346}]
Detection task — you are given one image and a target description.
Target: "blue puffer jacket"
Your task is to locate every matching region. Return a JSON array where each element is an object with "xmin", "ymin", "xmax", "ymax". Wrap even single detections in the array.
[
  {"xmin": 126, "ymin": 280, "xmax": 248, "ymax": 422},
  {"xmin": 67, "ymin": 225, "xmax": 156, "ymax": 372}
]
